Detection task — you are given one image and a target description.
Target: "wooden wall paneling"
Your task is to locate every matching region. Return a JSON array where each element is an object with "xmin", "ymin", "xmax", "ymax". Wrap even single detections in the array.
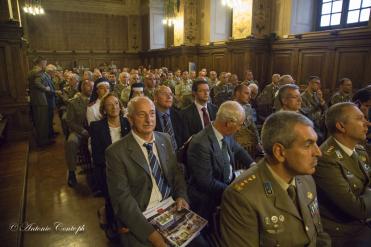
[
  {"xmin": 197, "ymin": 54, "xmax": 209, "ymax": 72},
  {"xmin": 0, "ymin": 46, "xmax": 9, "ymax": 99},
  {"xmin": 231, "ymin": 50, "xmax": 245, "ymax": 77},
  {"xmin": 270, "ymin": 51, "xmax": 294, "ymax": 76},
  {"xmin": 212, "ymin": 53, "xmax": 225, "ymax": 74},
  {"xmin": 254, "ymin": 51, "xmax": 268, "ymax": 86},
  {"xmin": 297, "ymin": 50, "xmax": 328, "ymax": 85},
  {"xmin": 334, "ymin": 48, "xmax": 370, "ymax": 90}
]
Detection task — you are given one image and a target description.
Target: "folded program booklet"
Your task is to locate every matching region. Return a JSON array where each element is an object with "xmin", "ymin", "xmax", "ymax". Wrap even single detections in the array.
[{"xmin": 143, "ymin": 198, "xmax": 207, "ymax": 247}]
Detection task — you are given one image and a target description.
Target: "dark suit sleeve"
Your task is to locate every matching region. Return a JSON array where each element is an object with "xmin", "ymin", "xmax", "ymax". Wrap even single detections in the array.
[
  {"xmin": 105, "ymin": 146, "xmax": 155, "ymax": 243},
  {"xmin": 90, "ymin": 121, "xmax": 105, "ymax": 166},
  {"xmin": 315, "ymin": 155, "xmax": 371, "ymax": 220},
  {"xmin": 231, "ymin": 139, "xmax": 254, "ymax": 168},
  {"xmin": 188, "ymin": 140, "xmax": 227, "ymax": 199},
  {"xmin": 220, "ymin": 188, "xmax": 258, "ymax": 247}
]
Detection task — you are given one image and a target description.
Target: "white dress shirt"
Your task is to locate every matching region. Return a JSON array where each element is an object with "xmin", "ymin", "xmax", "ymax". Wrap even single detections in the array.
[
  {"xmin": 131, "ymin": 130, "xmax": 163, "ymax": 210},
  {"xmin": 195, "ymin": 101, "xmax": 209, "ymax": 128},
  {"xmin": 86, "ymin": 98, "xmax": 102, "ymax": 125}
]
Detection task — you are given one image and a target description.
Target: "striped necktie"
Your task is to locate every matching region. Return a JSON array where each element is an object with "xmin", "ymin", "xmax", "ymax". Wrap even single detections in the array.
[
  {"xmin": 143, "ymin": 142, "xmax": 171, "ymax": 199},
  {"xmin": 162, "ymin": 113, "xmax": 177, "ymax": 150}
]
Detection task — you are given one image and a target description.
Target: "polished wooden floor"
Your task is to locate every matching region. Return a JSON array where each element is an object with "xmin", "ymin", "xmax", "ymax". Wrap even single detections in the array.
[{"xmin": 1, "ymin": 120, "xmax": 120, "ymax": 246}]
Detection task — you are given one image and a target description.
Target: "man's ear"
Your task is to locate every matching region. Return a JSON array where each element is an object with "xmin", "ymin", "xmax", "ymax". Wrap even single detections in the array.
[
  {"xmin": 272, "ymin": 143, "xmax": 286, "ymax": 163},
  {"xmin": 335, "ymin": 122, "xmax": 346, "ymax": 133}
]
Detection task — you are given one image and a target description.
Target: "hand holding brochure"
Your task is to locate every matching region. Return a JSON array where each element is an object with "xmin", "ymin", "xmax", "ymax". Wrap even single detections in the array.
[{"xmin": 143, "ymin": 198, "xmax": 207, "ymax": 247}]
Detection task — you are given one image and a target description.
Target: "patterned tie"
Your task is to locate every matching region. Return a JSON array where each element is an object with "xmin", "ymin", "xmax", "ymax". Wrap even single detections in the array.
[
  {"xmin": 221, "ymin": 138, "xmax": 233, "ymax": 183},
  {"xmin": 143, "ymin": 143, "xmax": 171, "ymax": 199},
  {"xmin": 162, "ymin": 113, "xmax": 177, "ymax": 150},
  {"xmin": 201, "ymin": 107, "xmax": 210, "ymax": 127}
]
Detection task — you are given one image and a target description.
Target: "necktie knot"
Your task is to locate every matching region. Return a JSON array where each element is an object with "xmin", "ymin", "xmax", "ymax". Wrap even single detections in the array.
[
  {"xmin": 143, "ymin": 142, "xmax": 153, "ymax": 152},
  {"xmin": 202, "ymin": 107, "xmax": 207, "ymax": 113}
]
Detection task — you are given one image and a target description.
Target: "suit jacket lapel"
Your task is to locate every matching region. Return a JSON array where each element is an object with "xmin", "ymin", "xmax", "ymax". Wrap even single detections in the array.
[
  {"xmin": 102, "ymin": 119, "xmax": 112, "ymax": 145},
  {"xmin": 261, "ymin": 162, "xmax": 302, "ymax": 220},
  {"xmin": 296, "ymin": 177, "xmax": 316, "ymax": 240},
  {"xmin": 127, "ymin": 133, "xmax": 151, "ymax": 176},
  {"xmin": 192, "ymin": 103, "xmax": 203, "ymax": 131},
  {"xmin": 154, "ymin": 132, "xmax": 170, "ymax": 181},
  {"xmin": 329, "ymin": 137, "xmax": 365, "ymax": 180}
]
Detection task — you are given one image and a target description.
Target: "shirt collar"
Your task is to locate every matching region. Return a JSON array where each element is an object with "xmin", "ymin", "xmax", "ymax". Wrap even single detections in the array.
[
  {"xmin": 211, "ymin": 123, "xmax": 224, "ymax": 143},
  {"xmin": 157, "ymin": 109, "xmax": 170, "ymax": 117},
  {"xmin": 131, "ymin": 130, "xmax": 155, "ymax": 147},
  {"xmin": 195, "ymin": 101, "xmax": 207, "ymax": 110},
  {"xmin": 267, "ymin": 164, "xmax": 296, "ymax": 191},
  {"xmin": 333, "ymin": 138, "xmax": 354, "ymax": 156}
]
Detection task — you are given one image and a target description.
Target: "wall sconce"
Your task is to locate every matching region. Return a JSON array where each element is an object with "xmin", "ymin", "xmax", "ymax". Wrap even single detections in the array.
[{"xmin": 23, "ymin": 0, "xmax": 45, "ymax": 15}]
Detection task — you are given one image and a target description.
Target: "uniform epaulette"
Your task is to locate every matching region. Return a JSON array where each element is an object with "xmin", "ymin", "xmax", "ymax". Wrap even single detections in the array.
[
  {"xmin": 233, "ymin": 174, "xmax": 256, "ymax": 192},
  {"xmin": 355, "ymin": 144, "xmax": 366, "ymax": 151}
]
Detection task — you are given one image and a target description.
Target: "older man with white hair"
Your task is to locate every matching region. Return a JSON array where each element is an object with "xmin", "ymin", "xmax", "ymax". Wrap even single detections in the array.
[
  {"xmin": 187, "ymin": 100, "xmax": 254, "ymax": 231},
  {"xmin": 42, "ymin": 64, "xmax": 58, "ymax": 139}
]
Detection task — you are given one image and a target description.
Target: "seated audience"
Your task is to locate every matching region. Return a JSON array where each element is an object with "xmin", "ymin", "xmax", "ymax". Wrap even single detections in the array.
[
  {"xmin": 182, "ymin": 79, "xmax": 218, "ymax": 140},
  {"xmin": 187, "ymin": 101, "xmax": 254, "ymax": 228},
  {"xmin": 154, "ymin": 85, "xmax": 186, "ymax": 150},
  {"xmin": 87, "ymin": 77, "xmax": 110, "ymax": 125},
  {"xmin": 313, "ymin": 102, "xmax": 371, "ymax": 246},
  {"xmin": 278, "ymin": 84, "xmax": 302, "ymax": 112},
  {"xmin": 233, "ymin": 83, "xmax": 262, "ymax": 159},
  {"xmin": 90, "ymin": 93, "xmax": 131, "ymax": 240},
  {"xmin": 329, "ymin": 78, "xmax": 353, "ymax": 106},
  {"xmin": 65, "ymin": 79, "xmax": 93, "ymax": 186},
  {"xmin": 105, "ymin": 96, "xmax": 208, "ymax": 247},
  {"xmin": 220, "ymin": 111, "xmax": 331, "ymax": 247}
]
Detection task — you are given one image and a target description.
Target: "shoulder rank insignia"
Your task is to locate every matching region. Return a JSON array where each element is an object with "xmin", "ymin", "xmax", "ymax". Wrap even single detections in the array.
[
  {"xmin": 326, "ymin": 146, "xmax": 334, "ymax": 153},
  {"xmin": 335, "ymin": 150, "xmax": 343, "ymax": 159},
  {"xmin": 233, "ymin": 174, "xmax": 256, "ymax": 192},
  {"xmin": 359, "ymin": 155, "xmax": 367, "ymax": 162},
  {"xmin": 264, "ymin": 181, "xmax": 274, "ymax": 197}
]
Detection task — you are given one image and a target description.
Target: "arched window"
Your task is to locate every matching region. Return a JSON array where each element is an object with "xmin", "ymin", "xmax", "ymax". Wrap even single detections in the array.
[{"xmin": 317, "ymin": 0, "xmax": 370, "ymax": 30}]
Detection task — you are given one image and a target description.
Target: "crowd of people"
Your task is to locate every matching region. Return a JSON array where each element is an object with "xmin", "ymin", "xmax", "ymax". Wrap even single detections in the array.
[{"xmin": 27, "ymin": 55, "xmax": 371, "ymax": 247}]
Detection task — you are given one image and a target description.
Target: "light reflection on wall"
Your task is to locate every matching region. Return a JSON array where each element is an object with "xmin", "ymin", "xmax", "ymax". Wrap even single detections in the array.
[{"xmin": 173, "ymin": 1, "xmax": 184, "ymax": 46}]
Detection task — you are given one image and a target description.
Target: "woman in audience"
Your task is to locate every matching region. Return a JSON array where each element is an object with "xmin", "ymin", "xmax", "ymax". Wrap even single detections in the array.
[
  {"xmin": 90, "ymin": 93, "xmax": 131, "ymax": 240},
  {"xmin": 87, "ymin": 77, "xmax": 110, "ymax": 125}
]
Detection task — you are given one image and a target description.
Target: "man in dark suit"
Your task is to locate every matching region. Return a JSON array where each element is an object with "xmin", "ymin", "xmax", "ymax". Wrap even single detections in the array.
[
  {"xmin": 28, "ymin": 56, "xmax": 52, "ymax": 146},
  {"xmin": 106, "ymin": 96, "xmax": 208, "ymax": 247},
  {"xmin": 220, "ymin": 111, "xmax": 331, "ymax": 247},
  {"xmin": 182, "ymin": 79, "xmax": 218, "ymax": 140},
  {"xmin": 187, "ymin": 100, "xmax": 254, "ymax": 227},
  {"xmin": 314, "ymin": 102, "xmax": 371, "ymax": 246},
  {"xmin": 154, "ymin": 85, "xmax": 186, "ymax": 150},
  {"xmin": 41, "ymin": 64, "xmax": 57, "ymax": 139}
]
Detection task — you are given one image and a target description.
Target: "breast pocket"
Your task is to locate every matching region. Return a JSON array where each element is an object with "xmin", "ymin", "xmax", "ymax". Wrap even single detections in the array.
[{"xmin": 260, "ymin": 225, "xmax": 287, "ymax": 247}]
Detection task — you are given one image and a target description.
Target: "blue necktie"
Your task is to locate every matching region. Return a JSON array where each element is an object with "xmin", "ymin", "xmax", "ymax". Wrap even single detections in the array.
[
  {"xmin": 162, "ymin": 113, "xmax": 177, "ymax": 150},
  {"xmin": 143, "ymin": 143, "xmax": 171, "ymax": 199}
]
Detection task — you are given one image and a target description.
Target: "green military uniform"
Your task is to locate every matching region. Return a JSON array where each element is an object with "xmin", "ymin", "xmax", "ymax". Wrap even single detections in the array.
[
  {"xmin": 162, "ymin": 79, "xmax": 176, "ymax": 93},
  {"xmin": 120, "ymin": 86, "xmax": 131, "ymax": 107},
  {"xmin": 257, "ymin": 82, "xmax": 280, "ymax": 117},
  {"xmin": 329, "ymin": 91, "xmax": 352, "ymax": 106},
  {"xmin": 233, "ymin": 103, "xmax": 261, "ymax": 159},
  {"xmin": 210, "ymin": 83, "xmax": 234, "ymax": 107},
  {"xmin": 301, "ymin": 91, "xmax": 327, "ymax": 128},
  {"xmin": 113, "ymin": 83, "xmax": 126, "ymax": 103},
  {"xmin": 220, "ymin": 159, "xmax": 331, "ymax": 247},
  {"xmin": 175, "ymin": 79, "xmax": 193, "ymax": 109},
  {"xmin": 65, "ymin": 94, "xmax": 90, "ymax": 172},
  {"xmin": 144, "ymin": 88, "xmax": 155, "ymax": 101},
  {"xmin": 314, "ymin": 137, "xmax": 371, "ymax": 246}
]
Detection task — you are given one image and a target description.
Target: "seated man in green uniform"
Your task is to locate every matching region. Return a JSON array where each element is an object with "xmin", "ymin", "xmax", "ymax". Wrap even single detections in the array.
[
  {"xmin": 314, "ymin": 102, "xmax": 371, "ymax": 247},
  {"xmin": 220, "ymin": 111, "xmax": 331, "ymax": 247}
]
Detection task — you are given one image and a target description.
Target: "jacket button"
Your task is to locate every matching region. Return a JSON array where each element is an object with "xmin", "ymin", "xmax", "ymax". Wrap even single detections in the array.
[{"xmin": 305, "ymin": 226, "xmax": 309, "ymax": 231}]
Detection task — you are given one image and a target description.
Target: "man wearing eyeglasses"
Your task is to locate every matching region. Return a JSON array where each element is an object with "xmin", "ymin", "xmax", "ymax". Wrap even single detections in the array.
[{"xmin": 154, "ymin": 85, "xmax": 186, "ymax": 151}]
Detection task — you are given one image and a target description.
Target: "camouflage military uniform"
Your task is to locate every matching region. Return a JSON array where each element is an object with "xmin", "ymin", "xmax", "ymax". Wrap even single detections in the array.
[
  {"xmin": 220, "ymin": 159, "xmax": 331, "ymax": 247},
  {"xmin": 120, "ymin": 86, "xmax": 131, "ymax": 107},
  {"xmin": 329, "ymin": 91, "xmax": 352, "ymax": 106},
  {"xmin": 210, "ymin": 83, "xmax": 234, "ymax": 107},
  {"xmin": 175, "ymin": 79, "xmax": 193, "ymax": 109},
  {"xmin": 144, "ymin": 88, "xmax": 155, "ymax": 101},
  {"xmin": 233, "ymin": 103, "xmax": 261, "ymax": 159},
  {"xmin": 112, "ymin": 83, "xmax": 126, "ymax": 103},
  {"xmin": 314, "ymin": 137, "xmax": 371, "ymax": 246},
  {"xmin": 257, "ymin": 82, "xmax": 279, "ymax": 117}
]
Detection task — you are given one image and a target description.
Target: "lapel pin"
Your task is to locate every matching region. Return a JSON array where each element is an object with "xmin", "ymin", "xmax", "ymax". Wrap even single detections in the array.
[
  {"xmin": 279, "ymin": 215, "xmax": 285, "ymax": 222},
  {"xmin": 307, "ymin": 192, "xmax": 313, "ymax": 200},
  {"xmin": 264, "ymin": 217, "xmax": 270, "ymax": 225},
  {"xmin": 271, "ymin": 216, "xmax": 278, "ymax": 224}
]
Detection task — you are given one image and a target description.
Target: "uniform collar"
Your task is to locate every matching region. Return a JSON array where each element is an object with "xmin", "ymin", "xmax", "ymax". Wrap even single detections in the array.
[
  {"xmin": 266, "ymin": 164, "xmax": 296, "ymax": 191},
  {"xmin": 333, "ymin": 137, "xmax": 354, "ymax": 157}
]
